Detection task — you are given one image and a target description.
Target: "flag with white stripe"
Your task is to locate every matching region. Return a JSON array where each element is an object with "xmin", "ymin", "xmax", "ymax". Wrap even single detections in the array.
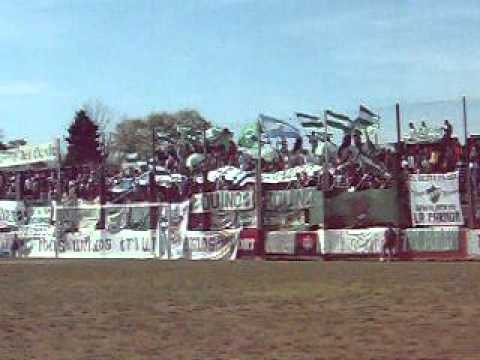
[
  {"xmin": 259, "ymin": 114, "xmax": 300, "ymax": 139},
  {"xmin": 354, "ymin": 104, "xmax": 379, "ymax": 128},
  {"xmin": 296, "ymin": 112, "xmax": 324, "ymax": 129},
  {"xmin": 325, "ymin": 110, "xmax": 353, "ymax": 132}
]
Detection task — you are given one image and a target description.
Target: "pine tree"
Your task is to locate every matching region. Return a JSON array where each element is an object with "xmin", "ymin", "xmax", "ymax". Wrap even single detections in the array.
[{"xmin": 65, "ymin": 110, "xmax": 102, "ymax": 165}]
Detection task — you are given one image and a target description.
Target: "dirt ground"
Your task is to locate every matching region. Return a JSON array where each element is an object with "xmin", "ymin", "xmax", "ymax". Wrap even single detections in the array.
[{"xmin": 1, "ymin": 260, "xmax": 480, "ymax": 360}]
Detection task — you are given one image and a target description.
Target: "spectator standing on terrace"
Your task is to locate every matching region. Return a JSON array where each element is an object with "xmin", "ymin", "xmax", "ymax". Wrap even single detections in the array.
[
  {"xmin": 419, "ymin": 147, "xmax": 432, "ymax": 173},
  {"xmin": 166, "ymin": 149, "xmax": 178, "ymax": 172},
  {"xmin": 226, "ymin": 140, "xmax": 239, "ymax": 167},
  {"xmin": 352, "ymin": 130, "xmax": 367, "ymax": 158},
  {"xmin": 443, "ymin": 120, "xmax": 453, "ymax": 139},
  {"xmin": 408, "ymin": 122, "xmax": 416, "ymax": 139},
  {"xmin": 288, "ymin": 137, "xmax": 306, "ymax": 167},
  {"xmin": 306, "ymin": 134, "xmax": 320, "ymax": 165},
  {"xmin": 337, "ymin": 134, "xmax": 352, "ymax": 164},
  {"xmin": 418, "ymin": 121, "xmax": 428, "ymax": 138}
]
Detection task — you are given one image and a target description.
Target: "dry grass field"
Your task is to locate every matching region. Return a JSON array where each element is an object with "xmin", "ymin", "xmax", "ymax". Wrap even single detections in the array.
[{"xmin": 1, "ymin": 260, "xmax": 480, "ymax": 359}]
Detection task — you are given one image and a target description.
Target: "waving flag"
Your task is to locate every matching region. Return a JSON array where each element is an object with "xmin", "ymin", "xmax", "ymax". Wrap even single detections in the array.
[
  {"xmin": 354, "ymin": 105, "xmax": 379, "ymax": 128},
  {"xmin": 296, "ymin": 112, "xmax": 324, "ymax": 129},
  {"xmin": 238, "ymin": 123, "xmax": 259, "ymax": 148},
  {"xmin": 259, "ymin": 114, "xmax": 300, "ymax": 139},
  {"xmin": 325, "ymin": 110, "xmax": 353, "ymax": 132}
]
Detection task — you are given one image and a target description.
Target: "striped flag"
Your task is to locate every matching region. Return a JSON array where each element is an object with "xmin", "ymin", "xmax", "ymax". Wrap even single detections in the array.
[
  {"xmin": 296, "ymin": 112, "xmax": 324, "ymax": 129},
  {"xmin": 354, "ymin": 105, "xmax": 379, "ymax": 128},
  {"xmin": 259, "ymin": 114, "xmax": 300, "ymax": 139},
  {"xmin": 325, "ymin": 110, "xmax": 353, "ymax": 132}
]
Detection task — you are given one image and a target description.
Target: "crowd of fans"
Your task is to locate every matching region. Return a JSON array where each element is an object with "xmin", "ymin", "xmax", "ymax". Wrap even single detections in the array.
[{"xmin": 0, "ymin": 120, "xmax": 467, "ymax": 203}]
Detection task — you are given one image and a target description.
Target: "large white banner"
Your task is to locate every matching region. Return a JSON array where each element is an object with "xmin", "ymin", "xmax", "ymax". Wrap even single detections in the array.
[
  {"xmin": 405, "ymin": 226, "xmax": 460, "ymax": 252},
  {"xmin": 467, "ymin": 230, "xmax": 480, "ymax": 257},
  {"xmin": 190, "ymin": 190, "xmax": 254, "ymax": 213},
  {"xmin": 265, "ymin": 187, "xmax": 321, "ymax": 211},
  {"xmin": 185, "ymin": 229, "xmax": 239, "ymax": 260},
  {"xmin": 265, "ymin": 231, "xmax": 296, "ymax": 254},
  {"xmin": 0, "ymin": 142, "xmax": 58, "ymax": 168},
  {"xmin": 0, "ymin": 201, "xmax": 26, "ymax": 228},
  {"xmin": 322, "ymin": 228, "xmax": 388, "ymax": 254},
  {"xmin": 58, "ymin": 229, "xmax": 156, "ymax": 258},
  {"xmin": 409, "ymin": 172, "xmax": 464, "ymax": 226}
]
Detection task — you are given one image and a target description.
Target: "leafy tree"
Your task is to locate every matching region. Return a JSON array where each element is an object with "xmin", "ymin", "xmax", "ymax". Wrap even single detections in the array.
[
  {"xmin": 112, "ymin": 109, "xmax": 211, "ymax": 158},
  {"xmin": 83, "ymin": 98, "xmax": 113, "ymax": 136},
  {"xmin": 65, "ymin": 110, "xmax": 102, "ymax": 165},
  {"xmin": 7, "ymin": 139, "xmax": 27, "ymax": 148}
]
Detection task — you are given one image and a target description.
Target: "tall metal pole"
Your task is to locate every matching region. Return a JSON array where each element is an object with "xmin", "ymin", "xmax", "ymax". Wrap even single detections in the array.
[
  {"xmin": 463, "ymin": 96, "xmax": 468, "ymax": 145},
  {"xmin": 56, "ymin": 137, "xmax": 62, "ymax": 202},
  {"xmin": 203, "ymin": 127, "xmax": 208, "ymax": 185},
  {"xmin": 150, "ymin": 127, "xmax": 158, "ymax": 231},
  {"xmin": 395, "ymin": 103, "xmax": 401, "ymax": 143},
  {"xmin": 55, "ymin": 137, "xmax": 61, "ymax": 258},
  {"xmin": 322, "ymin": 110, "xmax": 329, "ymax": 190},
  {"xmin": 255, "ymin": 117, "xmax": 264, "ymax": 257},
  {"xmin": 463, "ymin": 96, "xmax": 474, "ymax": 227},
  {"xmin": 151, "ymin": 127, "xmax": 156, "ymax": 169}
]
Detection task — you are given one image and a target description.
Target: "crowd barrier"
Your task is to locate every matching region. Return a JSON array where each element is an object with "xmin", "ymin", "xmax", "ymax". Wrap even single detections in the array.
[
  {"xmin": 3, "ymin": 225, "xmax": 480, "ymax": 261},
  {"xmin": 0, "ymin": 169, "xmax": 477, "ymax": 261}
]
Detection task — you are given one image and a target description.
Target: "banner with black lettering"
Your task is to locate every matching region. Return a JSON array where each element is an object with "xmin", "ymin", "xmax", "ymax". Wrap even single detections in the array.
[
  {"xmin": 0, "ymin": 142, "xmax": 58, "ymax": 168},
  {"xmin": 185, "ymin": 229, "xmax": 239, "ymax": 260},
  {"xmin": 322, "ymin": 228, "xmax": 389, "ymax": 254},
  {"xmin": 409, "ymin": 172, "xmax": 464, "ymax": 226},
  {"xmin": 264, "ymin": 210, "xmax": 307, "ymax": 230},
  {"xmin": 264, "ymin": 187, "xmax": 324, "ymax": 228},
  {"xmin": 0, "ymin": 201, "xmax": 26, "ymax": 228},
  {"xmin": 265, "ymin": 187, "xmax": 320, "ymax": 211},
  {"xmin": 190, "ymin": 190, "xmax": 254, "ymax": 213},
  {"xmin": 17, "ymin": 206, "xmax": 53, "ymax": 240},
  {"xmin": 58, "ymin": 229, "xmax": 156, "ymax": 258}
]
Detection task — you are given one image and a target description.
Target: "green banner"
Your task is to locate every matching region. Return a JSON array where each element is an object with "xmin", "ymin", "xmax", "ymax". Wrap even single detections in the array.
[
  {"xmin": 405, "ymin": 227, "xmax": 460, "ymax": 252},
  {"xmin": 325, "ymin": 187, "xmax": 403, "ymax": 228}
]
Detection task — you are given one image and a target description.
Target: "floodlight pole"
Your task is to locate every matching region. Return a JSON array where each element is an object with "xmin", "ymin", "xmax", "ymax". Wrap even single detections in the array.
[
  {"xmin": 462, "ymin": 96, "xmax": 468, "ymax": 145},
  {"xmin": 55, "ymin": 137, "xmax": 61, "ymax": 259},
  {"xmin": 255, "ymin": 116, "xmax": 264, "ymax": 257},
  {"xmin": 203, "ymin": 127, "xmax": 208, "ymax": 185},
  {"xmin": 322, "ymin": 110, "xmax": 329, "ymax": 191},
  {"xmin": 395, "ymin": 103, "xmax": 401, "ymax": 143},
  {"xmin": 463, "ymin": 96, "xmax": 475, "ymax": 227},
  {"xmin": 151, "ymin": 127, "xmax": 156, "ymax": 169},
  {"xmin": 150, "ymin": 127, "xmax": 159, "ymax": 230}
]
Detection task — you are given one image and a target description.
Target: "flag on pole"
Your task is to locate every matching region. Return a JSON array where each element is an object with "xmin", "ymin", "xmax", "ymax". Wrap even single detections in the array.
[
  {"xmin": 325, "ymin": 110, "xmax": 353, "ymax": 132},
  {"xmin": 354, "ymin": 105, "xmax": 379, "ymax": 128},
  {"xmin": 259, "ymin": 114, "xmax": 300, "ymax": 139},
  {"xmin": 296, "ymin": 112, "xmax": 324, "ymax": 129}
]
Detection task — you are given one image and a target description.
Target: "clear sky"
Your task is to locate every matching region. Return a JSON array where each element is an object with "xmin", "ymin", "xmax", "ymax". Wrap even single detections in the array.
[{"xmin": 1, "ymin": 0, "xmax": 480, "ymax": 144}]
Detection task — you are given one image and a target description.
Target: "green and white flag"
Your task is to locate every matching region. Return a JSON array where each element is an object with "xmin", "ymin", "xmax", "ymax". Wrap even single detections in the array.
[
  {"xmin": 354, "ymin": 105, "xmax": 380, "ymax": 128},
  {"xmin": 238, "ymin": 123, "xmax": 259, "ymax": 148},
  {"xmin": 325, "ymin": 110, "xmax": 353, "ymax": 132},
  {"xmin": 296, "ymin": 112, "xmax": 324, "ymax": 129}
]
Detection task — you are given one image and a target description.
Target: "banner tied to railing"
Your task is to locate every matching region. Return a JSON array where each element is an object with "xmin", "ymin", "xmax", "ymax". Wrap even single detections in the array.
[
  {"xmin": 190, "ymin": 190, "xmax": 254, "ymax": 213},
  {"xmin": 409, "ymin": 171, "xmax": 464, "ymax": 226},
  {"xmin": 0, "ymin": 142, "xmax": 58, "ymax": 168},
  {"xmin": 0, "ymin": 201, "xmax": 26, "ymax": 228}
]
